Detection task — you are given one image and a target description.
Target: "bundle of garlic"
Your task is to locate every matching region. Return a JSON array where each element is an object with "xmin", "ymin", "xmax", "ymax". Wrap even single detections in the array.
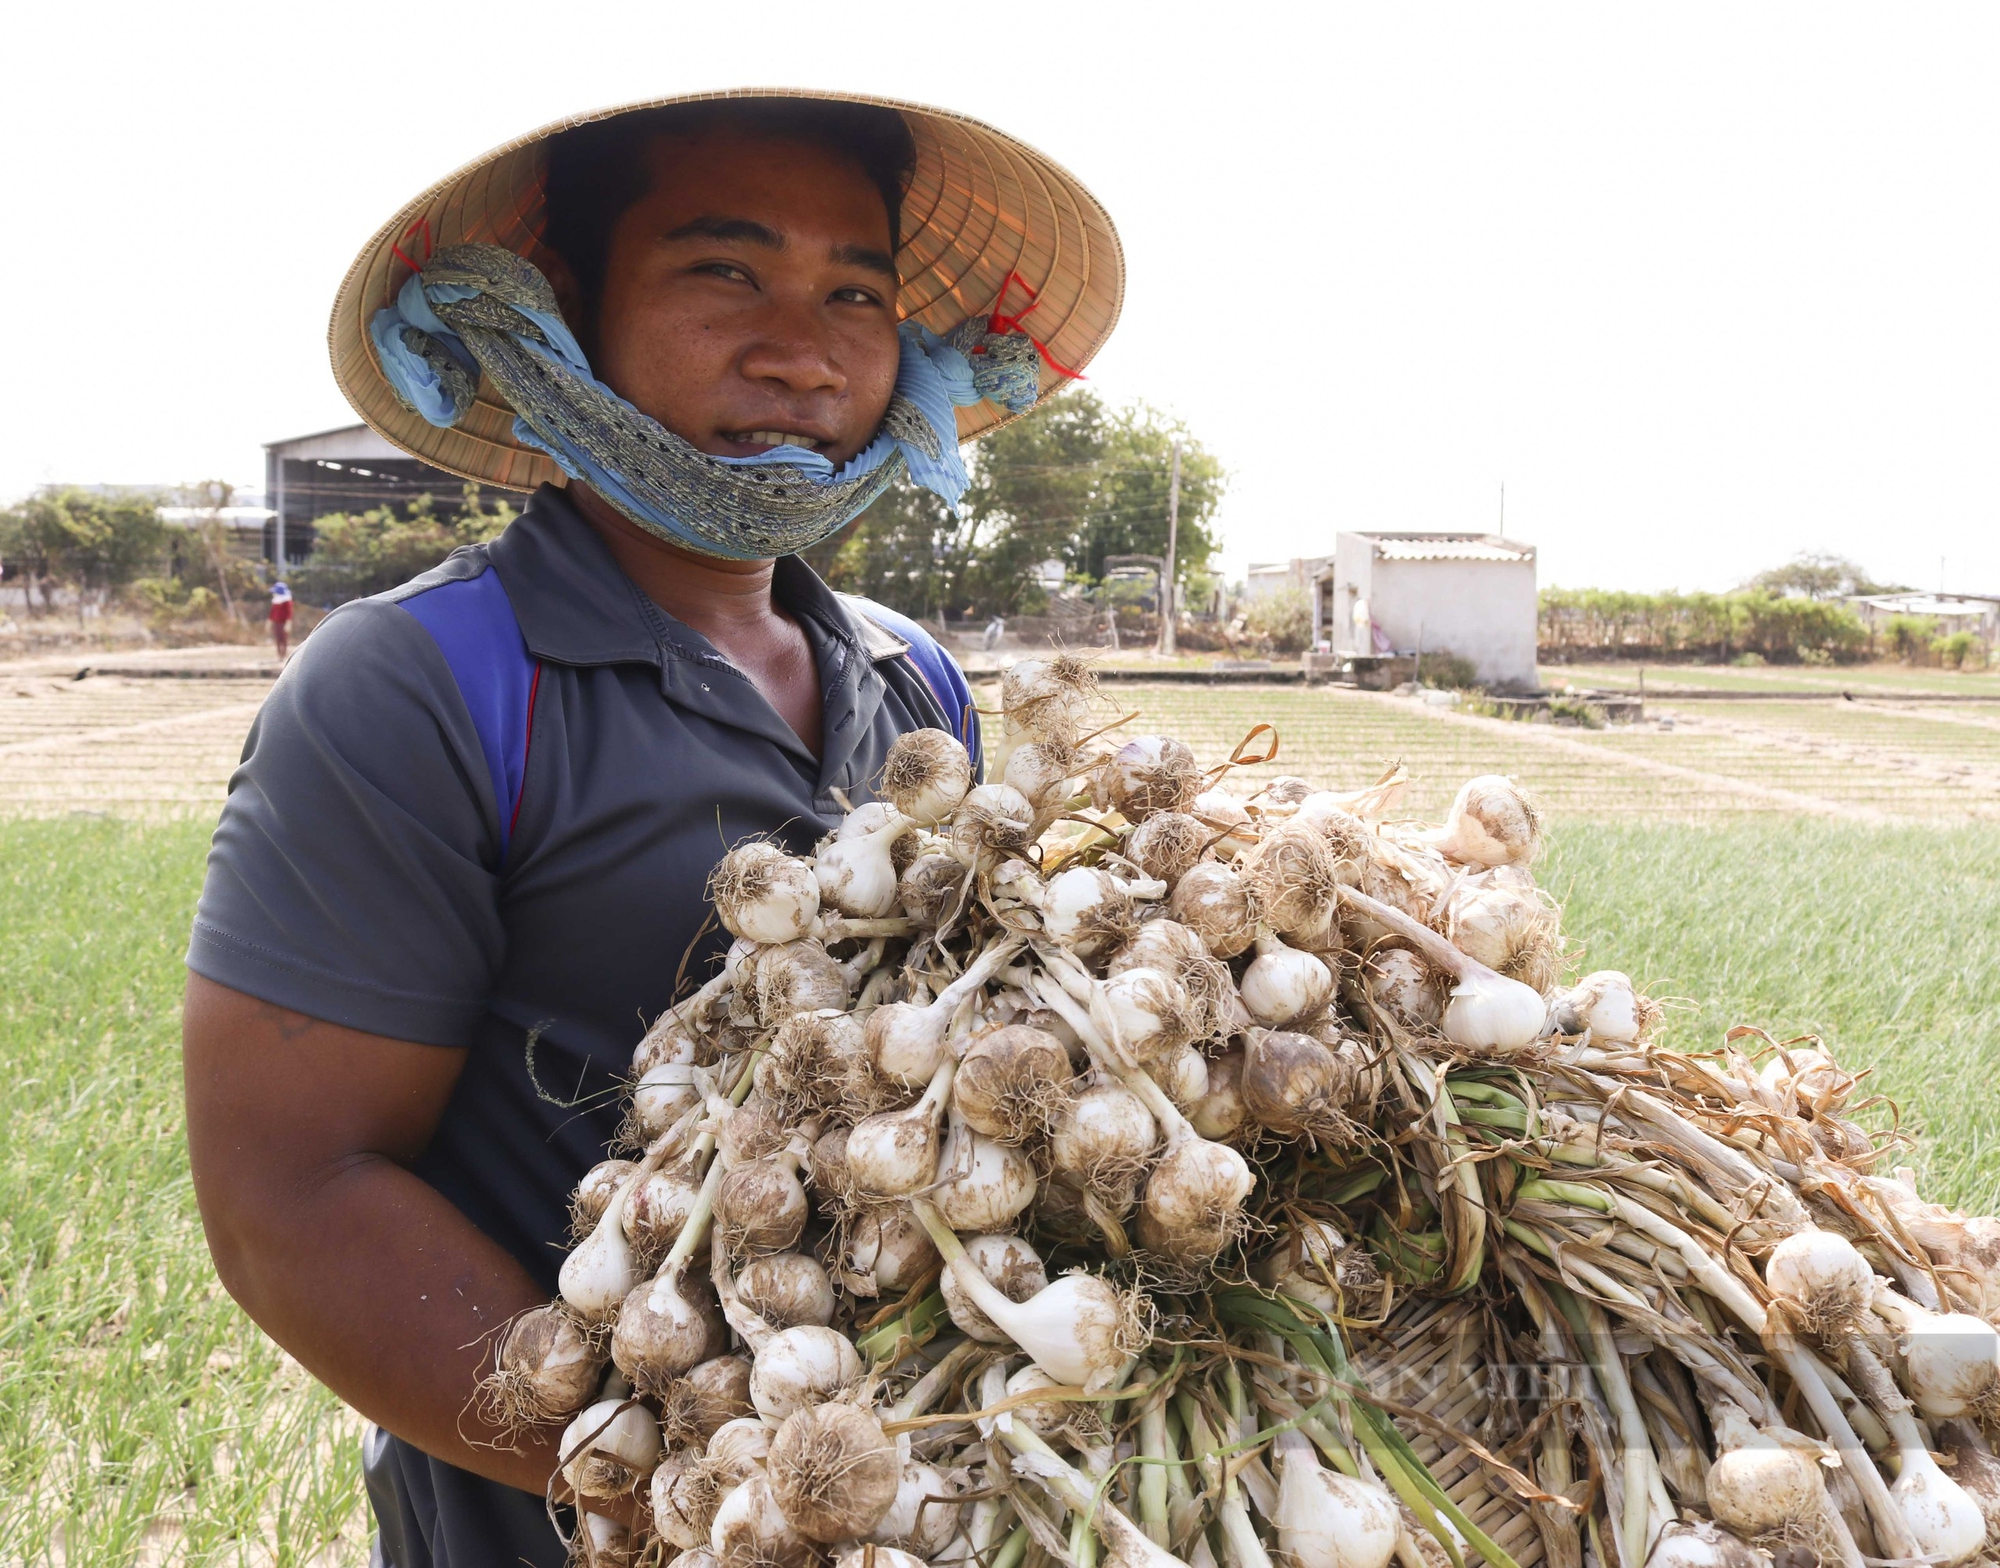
[{"xmin": 474, "ymin": 655, "xmax": 2000, "ymax": 1568}]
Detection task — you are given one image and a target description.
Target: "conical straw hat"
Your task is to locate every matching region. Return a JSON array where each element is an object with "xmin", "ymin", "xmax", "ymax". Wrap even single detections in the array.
[{"xmin": 328, "ymin": 87, "xmax": 1124, "ymax": 492}]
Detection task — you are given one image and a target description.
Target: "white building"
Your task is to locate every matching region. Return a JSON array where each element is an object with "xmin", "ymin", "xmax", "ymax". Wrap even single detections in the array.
[
  {"xmin": 1318, "ymin": 532, "xmax": 1539, "ymax": 691},
  {"xmin": 1846, "ymin": 592, "xmax": 1999, "ymax": 642}
]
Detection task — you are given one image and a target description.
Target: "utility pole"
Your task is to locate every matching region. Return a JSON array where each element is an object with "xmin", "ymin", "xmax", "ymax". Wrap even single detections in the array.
[
  {"xmin": 1498, "ymin": 481, "xmax": 1506, "ymax": 539},
  {"xmin": 1159, "ymin": 440, "xmax": 1182, "ymax": 656}
]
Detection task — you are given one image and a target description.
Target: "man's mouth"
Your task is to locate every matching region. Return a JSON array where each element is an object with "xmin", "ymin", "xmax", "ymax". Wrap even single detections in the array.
[{"xmin": 728, "ymin": 430, "xmax": 826, "ymax": 452}]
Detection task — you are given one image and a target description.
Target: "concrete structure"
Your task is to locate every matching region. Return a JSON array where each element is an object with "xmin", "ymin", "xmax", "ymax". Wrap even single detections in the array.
[
  {"xmin": 1244, "ymin": 557, "xmax": 1328, "ymax": 602},
  {"xmin": 264, "ymin": 424, "xmax": 476, "ymax": 566},
  {"xmin": 1317, "ymin": 532, "xmax": 1538, "ymax": 691},
  {"xmin": 1846, "ymin": 592, "xmax": 2000, "ymax": 642}
]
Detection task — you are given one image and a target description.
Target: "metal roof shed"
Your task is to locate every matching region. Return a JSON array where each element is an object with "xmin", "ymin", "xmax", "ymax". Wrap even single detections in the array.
[
  {"xmin": 1320, "ymin": 532, "xmax": 1539, "ymax": 691},
  {"xmin": 263, "ymin": 423, "xmax": 479, "ymax": 565}
]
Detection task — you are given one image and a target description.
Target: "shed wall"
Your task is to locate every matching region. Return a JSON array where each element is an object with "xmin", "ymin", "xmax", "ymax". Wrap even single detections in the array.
[{"xmin": 1369, "ymin": 557, "xmax": 1539, "ymax": 690}]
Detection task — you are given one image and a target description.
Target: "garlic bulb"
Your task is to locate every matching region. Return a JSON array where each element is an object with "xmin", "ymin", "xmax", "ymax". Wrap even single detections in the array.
[
  {"xmin": 1362, "ymin": 947, "xmax": 1443, "ymax": 1032},
  {"xmin": 1004, "ymin": 737, "xmax": 1082, "ymax": 808},
  {"xmin": 747, "ymin": 1325, "xmax": 863, "ymax": 1423},
  {"xmin": 843, "ymin": 1203, "xmax": 939, "ymax": 1296},
  {"xmin": 714, "ymin": 1154, "xmax": 810, "ymax": 1259},
  {"xmin": 846, "ymin": 1061, "xmax": 955, "ymax": 1198},
  {"xmin": 1253, "ymin": 1219, "xmax": 1380, "ymax": 1315},
  {"xmin": 1239, "ymin": 929, "xmax": 1334, "ymax": 1028},
  {"xmin": 1874, "ymin": 1288, "xmax": 2000, "ymax": 1421},
  {"xmin": 816, "ymin": 811, "xmax": 913, "ymax": 918},
  {"xmin": 1050, "ymin": 1081, "xmax": 1159, "ymax": 1191},
  {"xmin": 1001, "ymin": 654, "xmax": 1097, "ymax": 746},
  {"xmin": 561, "ymin": 1175, "xmax": 642, "ymax": 1322},
  {"xmin": 1645, "ymin": 1522, "xmax": 1767, "ymax": 1568},
  {"xmin": 1136, "ymin": 1135, "xmax": 1255, "ymax": 1265},
  {"xmin": 611, "ymin": 1269, "xmax": 716, "ymax": 1395},
  {"xmin": 1444, "ymin": 869, "xmax": 1561, "ymax": 992},
  {"xmin": 898, "ymin": 850, "xmax": 966, "ymax": 927},
  {"xmin": 571, "ymin": 1159, "xmax": 637, "ymax": 1232},
  {"xmin": 915, "ymin": 1200, "xmax": 1134, "ymax": 1389},
  {"xmin": 739, "ymin": 940, "xmax": 851, "ymax": 1029},
  {"xmin": 931, "ymin": 1114, "xmax": 1038, "ymax": 1232},
  {"xmin": 1547, "ymin": 969, "xmax": 1657, "ymax": 1045},
  {"xmin": 709, "ymin": 841, "xmax": 820, "ymax": 944},
  {"xmin": 736, "ymin": 1252, "xmax": 837, "ymax": 1329},
  {"xmin": 480, "ymin": 1303, "xmax": 603, "ymax": 1431},
  {"xmin": 767, "ymin": 1401, "xmax": 902, "ymax": 1542},
  {"xmin": 1758, "ymin": 1045, "xmax": 1852, "ymax": 1115},
  {"xmin": 560, "ymin": 1397, "xmax": 663, "ymax": 1501},
  {"xmin": 1041, "ymin": 866, "xmax": 1142, "ymax": 953},
  {"xmin": 710, "ymin": 1473, "xmax": 816, "ymax": 1568},
  {"xmin": 1167, "ymin": 862, "xmax": 1257, "ymax": 959},
  {"xmin": 870, "ymin": 1460, "xmax": 961, "ymax": 1558},
  {"xmin": 1239, "ymin": 818, "xmax": 1346, "ymax": 935},
  {"xmin": 880, "ymin": 728, "xmax": 974, "ymax": 826},
  {"xmin": 864, "ymin": 938, "xmax": 1024, "ymax": 1088},
  {"xmin": 1098, "ymin": 965, "xmax": 1196, "ymax": 1065},
  {"xmin": 761, "ymin": 1010, "xmax": 878, "ymax": 1120},
  {"xmin": 1273, "ymin": 1428, "xmax": 1400, "ymax": 1568},
  {"xmin": 948, "ymin": 783, "xmax": 1037, "ymax": 861},
  {"xmin": 680, "ymin": 1354, "xmax": 755, "ymax": 1440},
  {"xmin": 1423, "ymin": 774, "xmax": 1542, "ymax": 867},
  {"xmin": 1123, "ymin": 811, "xmax": 1210, "ymax": 887},
  {"xmin": 1704, "ymin": 1404, "xmax": 1826, "ymax": 1539},
  {"xmin": 1104, "ymin": 735, "xmax": 1203, "ymax": 820},
  {"xmin": 938, "ymin": 1232, "xmax": 1050, "ymax": 1342},
  {"xmin": 1765, "ymin": 1227, "xmax": 1875, "ymax": 1341},
  {"xmin": 1155, "ymin": 1043, "xmax": 1209, "ymax": 1109},
  {"xmin": 953, "ymin": 1023, "xmax": 1074, "ymax": 1142},
  {"xmin": 1241, "ymin": 1029, "xmax": 1359, "ymax": 1146},
  {"xmin": 1190, "ymin": 788, "xmax": 1258, "ymax": 859},
  {"xmin": 1189, "ymin": 1044, "xmax": 1248, "ymax": 1141}
]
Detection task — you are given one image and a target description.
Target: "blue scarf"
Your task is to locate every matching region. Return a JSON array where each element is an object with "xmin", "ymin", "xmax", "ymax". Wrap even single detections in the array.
[{"xmin": 369, "ymin": 244, "xmax": 1043, "ymax": 561}]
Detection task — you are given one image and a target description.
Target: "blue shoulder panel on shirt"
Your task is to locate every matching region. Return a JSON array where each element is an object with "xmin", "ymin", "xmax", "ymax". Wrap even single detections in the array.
[
  {"xmin": 846, "ymin": 598, "xmax": 983, "ymax": 781},
  {"xmin": 398, "ymin": 570, "xmax": 537, "ymax": 858}
]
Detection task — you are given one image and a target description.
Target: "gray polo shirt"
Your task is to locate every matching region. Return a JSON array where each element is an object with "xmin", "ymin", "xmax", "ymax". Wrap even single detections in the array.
[{"xmin": 188, "ymin": 484, "xmax": 972, "ymax": 1567}]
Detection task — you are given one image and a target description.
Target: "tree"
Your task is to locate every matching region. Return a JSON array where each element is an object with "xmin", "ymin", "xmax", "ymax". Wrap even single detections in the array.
[
  {"xmin": 0, "ymin": 487, "xmax": 166, "ymax": 617},
  {"xmin": 1746, "ymin": 552, "xmax": 1906, "ymax": 600},
  {"xmin": 822, "ymin": 389, "xmax": 1228, "ymax": 619},
  {"xmin": 289, "ymin": 486, "xmax": 519, "ymax": 605}
]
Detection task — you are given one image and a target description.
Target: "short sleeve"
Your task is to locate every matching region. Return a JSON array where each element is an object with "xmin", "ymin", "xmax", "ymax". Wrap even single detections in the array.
[{"xmin": 187, "ymin": 599, "xmax": 508, "ymax": 1046}]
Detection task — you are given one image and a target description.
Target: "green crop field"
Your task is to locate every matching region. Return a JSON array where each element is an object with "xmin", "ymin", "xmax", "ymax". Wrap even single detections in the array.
[{"xmin": 2, "ymin": 679, "xmax": 1998, "ymax": 1562}]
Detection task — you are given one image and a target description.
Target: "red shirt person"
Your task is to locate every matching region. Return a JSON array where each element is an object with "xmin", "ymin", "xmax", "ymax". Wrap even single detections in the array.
[{"xmin": 267, "ymin": 582, "xmax": 293, "ymax": 659}]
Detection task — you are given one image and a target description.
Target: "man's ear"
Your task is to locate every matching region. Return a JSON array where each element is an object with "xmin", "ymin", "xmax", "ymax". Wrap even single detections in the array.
[{"xmin": 539, "ymin": 247, "xmax": 592, "ymax": 348}]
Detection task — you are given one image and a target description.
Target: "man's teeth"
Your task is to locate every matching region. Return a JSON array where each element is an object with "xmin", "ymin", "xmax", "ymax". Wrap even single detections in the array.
[{"xmin": 739, "ymin": 430, "xmax": 822, "ymax": 450}]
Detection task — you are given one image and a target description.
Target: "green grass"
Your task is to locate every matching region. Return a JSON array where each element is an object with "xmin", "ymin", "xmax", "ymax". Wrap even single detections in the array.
[
  {"xmin": 2, "ymin": 813, "xmax": 1996, "ymax": 1561},
  {"xmin": 1549, "ymin": 659, "xmax": 2000, "ymax": 698},
  {"xmin": 1543, "ymin": 819, "xmax": 2000, "ymax": 1212},
  {"xmin": 0, "ymin": 820, "xmax": 367, "ymax": 1566}
]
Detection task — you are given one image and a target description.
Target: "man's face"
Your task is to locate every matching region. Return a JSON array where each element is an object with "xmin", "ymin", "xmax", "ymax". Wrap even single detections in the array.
[{"xmin": 588, "ymin": 129, "xmax": 902, "ymax": 469}]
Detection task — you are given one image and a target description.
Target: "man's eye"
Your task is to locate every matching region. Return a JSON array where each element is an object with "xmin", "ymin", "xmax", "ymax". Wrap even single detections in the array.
[
  {"xmin": 832, "ymin": 287, "xmax": 882, "ymax": 305},
  {"xmin": 697, "ymin": 262, "xmax": 753, "ymax": 283}
]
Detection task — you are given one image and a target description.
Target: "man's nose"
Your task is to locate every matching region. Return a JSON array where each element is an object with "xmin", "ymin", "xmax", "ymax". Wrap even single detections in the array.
[{"xmin": 737, "ymin": 293, "xmax": 846, "ymax": 395}]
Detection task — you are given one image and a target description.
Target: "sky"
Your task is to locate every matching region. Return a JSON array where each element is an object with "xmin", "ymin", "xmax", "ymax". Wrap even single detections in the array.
[{"xmin": 6, "ymin": 2, "xmax": 1998, "ymax": 594}]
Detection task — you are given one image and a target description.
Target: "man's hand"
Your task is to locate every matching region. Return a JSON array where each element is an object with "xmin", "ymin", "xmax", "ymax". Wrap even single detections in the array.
[{"xmin": 182, "ymin": 974, "xmax": 568, "ymax": 1496}]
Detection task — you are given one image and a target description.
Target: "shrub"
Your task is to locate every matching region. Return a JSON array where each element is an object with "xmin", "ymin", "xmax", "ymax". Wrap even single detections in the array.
[
  {"xmin": 1244, "ymin": 587, "xmax": 1312, "ymax": 654},
  {"xmin": 1882, "ymin": 614, "xmax": 1939, "ymax": 663},
  {"xmin": 1934, "ymin": 630, "xmax": 1983, "ymax": 670},
  {"xmin": 1415, "ymin": 649, "xmax": 1479, "ymax": 690},
  {"xmin": 289, "ymin": 487, "xmax": 517, "ymax": 605}
]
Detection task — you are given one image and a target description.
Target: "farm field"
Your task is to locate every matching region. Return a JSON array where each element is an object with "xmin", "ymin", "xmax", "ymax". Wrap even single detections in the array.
[
  {"xmin": 1, "ymin": 676, "xmax": 1997, "ymax": 1563},
  {"xmin": 1547, "ymin": 658, "xmax": 2000, "ymax": 698}
]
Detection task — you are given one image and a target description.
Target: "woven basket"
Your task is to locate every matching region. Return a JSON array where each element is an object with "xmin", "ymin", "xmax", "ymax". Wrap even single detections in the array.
[
  {"xmin": 1352, "ymin": 1295, "xmax": 1551, "ymax": 1568},
  {"xmin": 327, "ymin": 87, "xmax": 1124, "ymax": 492}
]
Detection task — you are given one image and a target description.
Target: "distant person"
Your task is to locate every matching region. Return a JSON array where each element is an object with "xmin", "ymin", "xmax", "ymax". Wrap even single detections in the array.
[
  {"xmin": 267, "ymin": 582, "xmax": 294, "ymax": 660},
  {"xmin": 982, "ymin": 614, "xmax": 1006, "ymax": 651}
]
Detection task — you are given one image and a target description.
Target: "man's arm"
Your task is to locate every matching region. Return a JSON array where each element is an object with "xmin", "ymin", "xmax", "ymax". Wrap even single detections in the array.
[{"xmin": 182, "ymin": 973, "xmax": 566, "ymax": 1496}]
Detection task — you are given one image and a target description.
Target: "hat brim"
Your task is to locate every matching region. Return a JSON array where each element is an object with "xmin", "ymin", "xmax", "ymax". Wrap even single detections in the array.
[{"xmin": 328, "ymin": 87, "xmax": 1125, "ymax": 493}]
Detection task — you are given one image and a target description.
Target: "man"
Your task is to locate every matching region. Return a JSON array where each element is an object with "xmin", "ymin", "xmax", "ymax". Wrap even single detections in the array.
[{"xmin": 181, "ymin": 92, "xmax": 1119, "ymax": 1566}]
